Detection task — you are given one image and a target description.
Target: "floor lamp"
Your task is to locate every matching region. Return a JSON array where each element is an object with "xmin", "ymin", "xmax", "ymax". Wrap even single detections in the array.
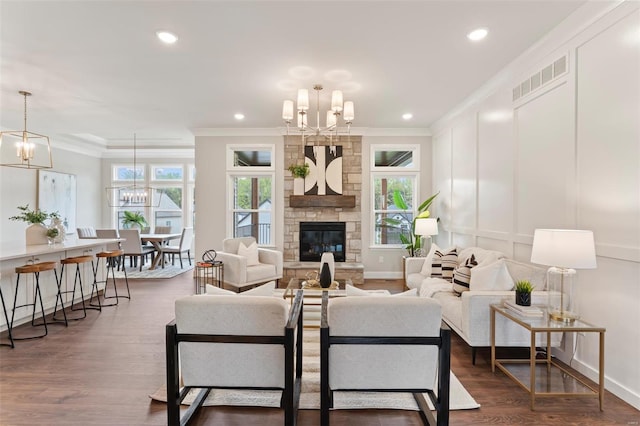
[
  {"xmin": 414, "ymin": 218, "xmax": 439, "ymax": 256},
  {"xmin": 530, "ymin": 229, "xmax": 597, "ymax": 323}
]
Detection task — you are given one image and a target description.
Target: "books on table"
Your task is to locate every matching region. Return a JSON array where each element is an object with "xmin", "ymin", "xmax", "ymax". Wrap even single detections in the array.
[{"xmin": 503, "ymin": 299, "xmax": 544, "ymax": 317}]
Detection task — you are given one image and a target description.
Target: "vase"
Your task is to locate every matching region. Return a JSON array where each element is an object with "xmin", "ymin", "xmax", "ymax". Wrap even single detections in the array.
[
  {"xmin": 50, "ymin": 218, "xmax": 66, "ymax": 243},
  {"xmin": 515, "ymin": 291, "xmax": 531, "ymax": 306},
  {"xmin": 293, "ymin": 177, "xmax": 305, "ymax": 196},
  {"xmin": 26, "ymin": 223, "xmax": 48, "ymax": 245},
  {"xmin": 319, "ymin": 262, "xmax": 332, "ymax": 288}
]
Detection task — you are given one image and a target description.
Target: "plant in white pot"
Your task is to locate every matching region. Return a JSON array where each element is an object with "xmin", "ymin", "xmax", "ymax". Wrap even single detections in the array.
[
  {"xmin": 121, "ymin": 210, "xmax": 148, "ymax": 229},
  {"xmin": 288, "ymin": 163, "xmax": 310, "ymax": 195},
  {"xmin": 9, "ymin": 204, "xmax": 51, "ymax": 245}
]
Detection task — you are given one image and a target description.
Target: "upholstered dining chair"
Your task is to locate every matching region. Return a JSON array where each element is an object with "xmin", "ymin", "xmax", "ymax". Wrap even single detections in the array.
[
  {"xmin": 320, "ymin": 293, "xmax": 451, "ymax": 426},
  {"xmin": 216, "ymin": 237, "xmax": 283, "ymax": 292},
  {"xmin": 154, "ymin": 225, "xmax": 171, "ymax": 234},
  {"xmin": 166, "ymin": 290, "xmax": 303, "ymax": 426},
  {"xmin": 160, "ymin": 227, "xmax": 193, "ymax": 269},
  {"xmin": 118, "ymin": 228, "xmax": 155, "ymax": 271},
  {"xmin": 76, "ymin": 227, "xmax": 97, "ymax": 239}
]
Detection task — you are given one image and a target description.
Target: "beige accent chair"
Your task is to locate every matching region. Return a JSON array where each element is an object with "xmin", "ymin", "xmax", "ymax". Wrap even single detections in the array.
[
  {"xmin": 216, "ymin": 237, "xmax": 283, "ymax": 292},
  {"xmin": 160, "ymin": 227, "xmax": 193, "ymax": 269},
  {"xmin": 166, "ymin": 291, "xmax": 303, "ymax": 425},
  {"xmin": 119, "ymin": 229, "xmax": 155, "ymax": 271},
  {"xmin": 320, "ymin": 293, "xmax": 450, "ymax": 426}
]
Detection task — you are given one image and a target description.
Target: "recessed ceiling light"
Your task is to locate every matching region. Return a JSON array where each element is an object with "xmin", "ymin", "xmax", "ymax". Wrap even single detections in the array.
[
  {"xmin": 402, "ymin": 113, "xmax": 413, "ymax": 120},
  {"xmin": 156, "ymin": 31, "xmax": 178, "ymax": 44},
  {"xmin": 234, "ymin": 113, "xmax": 245, "ymax": 120},
  {"xmin": 467, "ymin": 28, "xmax": 488, "ymax": 41}
]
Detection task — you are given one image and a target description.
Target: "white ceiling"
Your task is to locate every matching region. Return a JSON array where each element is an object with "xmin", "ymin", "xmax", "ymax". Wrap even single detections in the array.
[{"xmin": 0, "ymin": 0, "xmax": 586, "ymax": 149}]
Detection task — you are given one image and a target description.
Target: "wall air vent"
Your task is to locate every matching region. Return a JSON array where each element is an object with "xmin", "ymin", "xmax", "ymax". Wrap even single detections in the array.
[{"xmin": 512, "ymin": 54, "xmax": 568, "ymax": 102}]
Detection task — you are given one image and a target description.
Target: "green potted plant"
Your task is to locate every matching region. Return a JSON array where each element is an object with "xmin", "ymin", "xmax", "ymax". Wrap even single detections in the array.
[
  {"xmin": 9, "ymin": 204, "xmax": 51, "ymax": 245},
  {"xmin": 381, "ymin": 191, "xmax": 439, "ymax": 256},
  {"xmin": 514, "ymin": 280, "xmax": 534, "ymax": 306},
  {"xmin": 288, "ymin": 163, "xmax": 310, "ymax": 195},
  {"xmin": 121, "ymin": 211, "xmax": 148, "ymax": 229}
]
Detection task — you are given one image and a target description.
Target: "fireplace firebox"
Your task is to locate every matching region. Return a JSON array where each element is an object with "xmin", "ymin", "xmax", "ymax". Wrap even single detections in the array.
[{"xmin": 299, "ymin": 222, "xmax": 346, "ymax": 262}]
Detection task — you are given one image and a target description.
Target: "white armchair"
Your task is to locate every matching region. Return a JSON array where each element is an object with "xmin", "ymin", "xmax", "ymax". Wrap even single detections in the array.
[
  {"xmin": 216, "ymin": 237, "xmax": 283, "ymax": 292},
  {"xmin": 320, "ymin": 293, "xmax": 450, "ymax": 426},
  {"xmin": 166, "ymin": 291, "xmax": 303, "ymax": 425}
]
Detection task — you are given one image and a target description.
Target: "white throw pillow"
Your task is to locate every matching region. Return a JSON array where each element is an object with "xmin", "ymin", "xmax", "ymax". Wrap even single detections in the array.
[
  {"xmin": 470, "ymin": 259, "xmax": 514, "ymax": 291},
  {"xmin": 238, "ymin": 241, "xmax": 260, "ymax": 266},
  {"xmin": 345, "ymin": 284, "xmax": 416, "ymax": 297},
  {"xmin": 419, "ymin": 243, "xmax": 440, "ymax": 276},
  {"xmin": 205, "ymin": 284, "xmax": 235, "ymax": 295},
  {"xmin": 242, "ymin": 281, "xmax": 276, "ymax": 296}
]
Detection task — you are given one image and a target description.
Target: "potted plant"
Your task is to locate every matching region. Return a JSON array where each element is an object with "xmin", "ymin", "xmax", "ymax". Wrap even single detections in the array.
[
  {"xmin": 9, "ymin": 204, "xmax": 51, "ymax": 245},
  {"xmin": 46, "ymin": 227, "xmax": 59, "ymax": 245},
  {"xmin": 121, "ymin": 211, "xmax": 148, "ymax": 229},
  {"xmin": 288, "ymin": 163, "xmax": 310, "ymax": 195},
  {"xmin": 514, "ymin": 280, "xmax": 534, "ymax": 306},
  {"xmin": 381, "ymin": 190, "xmax": 439, "ymax": 256}
]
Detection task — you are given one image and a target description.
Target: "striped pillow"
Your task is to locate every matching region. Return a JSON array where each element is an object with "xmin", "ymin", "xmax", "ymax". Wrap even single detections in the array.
[
  {"xmin": 453, "ymin": 254, "xmax": 478, "ymax": 294},
  {"xmin": 431, "ymin": 247, "xmax": 458, "ymax": 280}
]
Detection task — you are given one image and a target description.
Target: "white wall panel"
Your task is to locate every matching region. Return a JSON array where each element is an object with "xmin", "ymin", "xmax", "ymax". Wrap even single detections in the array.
[
  {"xmin": 478, "ymin": 89, "xmax": 514, "ymax": 233},
  {"xmin": 451, "ymin": 114, "xmax": 477, "ymax": 230},
  {"xmin": 515, "ymin": 82, "xmax": 574, "ymax": 235},
  {"xmin": 576, "ymin": 10, "xmax": 640, "ymax": 251},
  {"xmin": 433, "ymin": 130, "xmax": 452, "ymax": 247}
]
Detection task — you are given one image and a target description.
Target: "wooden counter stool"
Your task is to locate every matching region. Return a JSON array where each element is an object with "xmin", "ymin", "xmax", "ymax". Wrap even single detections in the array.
[
  {"xmin": 90, "ymin": 249, "xmax": 129, "ymax": 308},
  {"xmin": 57, "ymin": 255, "xmax": 94, "ymax": 320},
  {"xmin": 0, "ymin": 273, "xmax": 15, "ymax": 348},
  {"xmin": 9, "ymin": 261, "xmax": 61, "ymax": 341}
]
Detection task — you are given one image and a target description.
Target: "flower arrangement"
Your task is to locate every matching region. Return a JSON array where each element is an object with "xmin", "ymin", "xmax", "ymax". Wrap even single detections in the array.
[
  {"xmin": 287, "ymin": 163, "xmax": 310, "ymax": 179},
  {"xmin": 9, "ymin": 204, "xmax": 50, "ymax": 224}
]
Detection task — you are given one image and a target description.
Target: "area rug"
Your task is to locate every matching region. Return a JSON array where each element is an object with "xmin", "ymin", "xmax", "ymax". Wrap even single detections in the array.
[
  {"xmin": 114, "ymin": 264, "xmax": 193, "ymax": 279},
  {"xmin": 150, "ymin": 330, "xmax": 480, "ymax": 411}
]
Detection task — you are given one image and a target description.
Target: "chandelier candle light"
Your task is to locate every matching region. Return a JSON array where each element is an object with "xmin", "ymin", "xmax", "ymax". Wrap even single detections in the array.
[
  {"xmin": 530, "ymin": 229, "xmax": 597, "ymax": 323},
  {"xmin": 282, "ymin": 85, "xmax": 354, "ymax": 144},
  {"xmin": 0, "ymin": 91, "xmax": 53, "ymax": 169}
]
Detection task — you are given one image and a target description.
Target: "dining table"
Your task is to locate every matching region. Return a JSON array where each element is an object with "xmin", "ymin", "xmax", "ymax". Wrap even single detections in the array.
[{"xmin": 140, "ymin": 233, "xmax": 182, "ymax": 270}]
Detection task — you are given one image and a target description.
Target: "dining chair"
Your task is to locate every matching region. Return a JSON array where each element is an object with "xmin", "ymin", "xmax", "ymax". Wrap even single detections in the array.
[
  {"xmin": 118, "ymin": 229, "xmax": 156, "ymax": 271},
  {"xmin": 76, "ymin": 227, "xmax": 97, "ymax": 239},
  {"xmin": 154, "ymin": 225, "xmax": 172, "ymax": 234},
  {"xmin": 161, "ymin": 227, "xmax": 193, "ymax": 269}
]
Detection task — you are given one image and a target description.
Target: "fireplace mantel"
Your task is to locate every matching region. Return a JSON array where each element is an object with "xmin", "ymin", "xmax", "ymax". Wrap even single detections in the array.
[{"xmin": 289, "ymin": 195, "xmax": 356, "ymax": 208}]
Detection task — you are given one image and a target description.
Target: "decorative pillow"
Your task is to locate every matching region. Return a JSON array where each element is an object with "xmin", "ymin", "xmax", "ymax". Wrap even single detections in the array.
[
  {"xmin": 237, "ymin": 241, "xmax": 260, "ymax": 266},
  {"xmin": 345, "ymin": 284, "xmax": 415, "ymax": 297},
  {"xmin": 441, "ymin": 248, "xmax": 458, "ymax": 281},
  {"xmin": 470, "ymin": 259, "xmax": 514, "ymax": 291},
  {"xmin": 419, "ymin": 243, "xmax": 440, "ymax": 276},
  {"xmin": 242, "ymin": 280, "xmax": 276, "ymax": 296},
  {"xmin": 392, "ymin": 288, "xmax": 418, "ymax": 297},
  {"xmin": 205, "ymin": 284, "xmax": 235, "ymax": 295},
  {"xmin": 452, "ymin": 254, "xmax": 477, "ymax": 294}
]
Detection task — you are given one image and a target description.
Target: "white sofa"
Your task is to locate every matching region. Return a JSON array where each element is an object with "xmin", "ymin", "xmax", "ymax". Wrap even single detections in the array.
[{"xmin": 405, "ymin": 246, "xmax": 562, "ymax": 364}]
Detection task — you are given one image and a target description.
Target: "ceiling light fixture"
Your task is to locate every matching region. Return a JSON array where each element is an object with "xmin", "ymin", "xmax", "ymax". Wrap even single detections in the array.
[
  {"xmin": 0, "ymin": 90, "xmax": 53, "ymax": 169},
  {"xmin": 105, "ymin": 134, "xmax": 163, "ymax": 208},
  {"xmin": 467, "ymin": 28, "xmax": 488, "ymax": 41},
  {"xmin": 402, "ymin": 113, "xmax": 413, "ymax": 120},
  {"xmin": 234, "ymin": 113, "xmax": 245, "ymax": 120},
  {"xmin": 156, "ymin": 31, "xmax": 178, "ymax": 44},
  {"xmin": 282, "ymin": 84, "xmax": 354, "ymax": 145}
]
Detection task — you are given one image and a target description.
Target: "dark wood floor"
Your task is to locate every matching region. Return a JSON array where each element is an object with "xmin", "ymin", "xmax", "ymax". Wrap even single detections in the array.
[{"xmin": 1, "ymin": 272, "xmax": 638, "ymax": 425}]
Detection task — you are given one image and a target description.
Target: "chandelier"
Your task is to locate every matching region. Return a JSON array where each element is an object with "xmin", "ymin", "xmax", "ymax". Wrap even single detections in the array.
[
  {"xmin": 0, "ymin": 91, "xmax": 53, "ymax": 169},
  {"xmin": 282, "ymin": 84, "xmax": 354, "ymax": 144},
  {"xmin": 105, "ymin": 134, "xmax": 163, "ymax": 208}
]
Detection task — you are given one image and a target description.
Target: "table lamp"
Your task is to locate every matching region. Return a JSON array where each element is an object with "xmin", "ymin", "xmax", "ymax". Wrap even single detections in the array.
[
  {"xmin": 530, "ymin": 229, "xmax": 597, "ymax": 322},
  {"xmin": 414, "ymin": 218, "xmax": 438, "ymax": 255}
]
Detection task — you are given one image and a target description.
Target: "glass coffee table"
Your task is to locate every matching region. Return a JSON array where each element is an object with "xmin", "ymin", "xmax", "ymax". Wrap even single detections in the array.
[{"xmin": 490, "ymin": 303, "xmax": 605, "ymax": 411}]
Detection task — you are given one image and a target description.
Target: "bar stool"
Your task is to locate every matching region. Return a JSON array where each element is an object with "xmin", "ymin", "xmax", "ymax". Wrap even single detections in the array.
[
  {"xmin": 90, "ymin": 249, "xmax": 129, "ymax": 308},
  {"xmin": 10, "ymin": 261, "xmax": 63, "ymax": 341},
  {"xmin": 1, "ymin": 273, "xmax": 15, "ymax": 348},
  {"xmin": 56, "ymin": 255, "xmax": 94, "ymax": 320}
]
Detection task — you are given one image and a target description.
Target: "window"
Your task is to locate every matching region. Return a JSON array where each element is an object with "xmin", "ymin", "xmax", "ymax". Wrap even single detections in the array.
[
  {"xmin": 152, "ymin": 165, "xmax": 183, "ymax": 181},
  {"xmin": 153, "ymin": 187, "xmax": 183, "ymax": 231},
  {"xmin": 371, "ymin": 145, "xmax": 420, "ymax": 247},
  {"xmin": 227, "ymin": 145, "xmax": 275, "ymax": 246},
  {"xmin": 113, "ymin": 165, "xmax": 144, "ymax": 181}
]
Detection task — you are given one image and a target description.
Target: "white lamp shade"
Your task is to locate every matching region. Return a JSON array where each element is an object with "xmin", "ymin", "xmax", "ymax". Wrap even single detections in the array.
[
  {"xmin": 343, "ymin": 101, "xmax": 354, "ymax": 121},
  {"xmin": 326, "ymin": 111, "xmax": 336, "ymax": 128},
  {"xmin": 282, "ymin": 100, "xmax": 294, "ymax": 121},
  {"xmin": 331, "ymin": 90, "xmax": 343, "ymax": 112},
  {"xmin": 297, "ymin": 89, "xmax": 309, "ymax": 111},
  {"xmin": 414, "ymin": 218, "xmax": 438, "ymax": 236},
  {"xmin": 530, "ymin": 229, "xmax": 597, "ymax": 269}
]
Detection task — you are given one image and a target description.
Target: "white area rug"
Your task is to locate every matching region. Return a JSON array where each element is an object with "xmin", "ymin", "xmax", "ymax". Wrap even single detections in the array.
[
  {"xmin": 150, "ymin": 330, "xmax": 480, "ymax": 411},
  {"xmin": 113, "ymin": 263, "xmax": 193, "ymax": 279}
]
